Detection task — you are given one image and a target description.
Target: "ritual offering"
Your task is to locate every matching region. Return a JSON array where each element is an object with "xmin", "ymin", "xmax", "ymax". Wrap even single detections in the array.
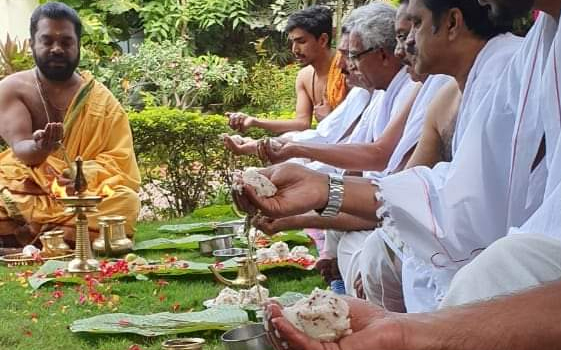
[
  {"xmin": 282, "ymin": 288, "xmax": 352, "ymax": 342},
  {"xmin": 256, "ymin": 245, "xmax": 315, "ymax": 265},
  {"xmin": 207, "ymin": 285, "xmax": 270, "ymax": 308},
  {"xmin": 220, "ymin": 133, "xmax": 253, "ymax": 145},
  {"xmin": 232, "ymin": 167, "xmax": 277, "ymax": 197}
]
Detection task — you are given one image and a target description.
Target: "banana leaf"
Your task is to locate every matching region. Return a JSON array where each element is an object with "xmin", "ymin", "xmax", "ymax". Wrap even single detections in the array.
[
  {"xmin": 271, "ymin": 230, "xmax": 312, "ymax": 245},
  {"xmin": 133, "ymin": 234, "xmax": 213, "ymax": 251},
  {"xmin": 69, "ymin": 306, "xmax": 249, "ymax": 336},
  {"xmin": 28, "ymin": 257, "xmax": 314, "ymax": 290},
  {"xmin": 157, "ymin": 222, "xmax": 217, "ymax": 234}
]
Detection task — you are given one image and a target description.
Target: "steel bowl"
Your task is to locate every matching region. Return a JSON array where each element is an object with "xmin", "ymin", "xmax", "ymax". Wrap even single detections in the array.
[
  {"xmin": 161, "ymin": 337, "xmax": 205, "ymax": 350},
  {"xmin": 213, "ymin": 248, "xmax": 249, "ymax": 261},
  {"xmin": 221, "ymin": 324, "xmax": 273, "ymax": 350},
  {"xmin": 215, "ymin": 220, "xmax": 246, "ymax": 236},
  {"xmin": 198, "ymin": 235, "xmax": 234, "ymax": 256}
]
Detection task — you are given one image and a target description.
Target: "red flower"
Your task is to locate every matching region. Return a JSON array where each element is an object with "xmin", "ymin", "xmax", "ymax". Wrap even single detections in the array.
[
  {"xmin": 128, "ymin": 345, "xmax": 142, "ymax": 350},
  {"xmin": 171, "ymin": 302, "xmax": 181, "ymax": 312},
  {"xmin": 155, "ymin": 279, "xmax": 169, "ymax": 288},
  {"xmin": 52, "ymin": 290, "xmax": 64, "ymax": 299},
  {"xmin": 158, "ymin": 294, "xmax": 166, "ymax": 302},
  {"xmin": 54, "ymin": 268, "xmax": 65, "ymax": 278}
]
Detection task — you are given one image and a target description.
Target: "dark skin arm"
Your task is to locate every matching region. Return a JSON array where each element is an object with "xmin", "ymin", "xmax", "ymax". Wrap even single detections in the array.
[
  {"xmin": 406, "ymin": 80, "xmax": 461, "ymax": 169},
  {"xmin": 0, "ymin": 76, "xmax": 63, "ymax": 166},
  {"xmin": 253, "ymin": 212, "xmax": 377, "ymax": 235},
  {"xmin": 261, "ymin": 84, "xmax": 422, "ymax": 170},
  {"xmin": 267, "ymin": 279, "xmax": 561, "ymax": 350}
]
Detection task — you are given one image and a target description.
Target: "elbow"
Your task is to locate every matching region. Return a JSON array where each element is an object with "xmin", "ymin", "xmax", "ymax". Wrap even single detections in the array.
[{"xmin": 294, "ymin": 122, "xmax": 310, "ymax": 132}]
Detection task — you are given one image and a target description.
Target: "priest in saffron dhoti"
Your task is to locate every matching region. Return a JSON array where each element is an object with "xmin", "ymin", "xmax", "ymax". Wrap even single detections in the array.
[{"xmin": 0, "ymin": 2, "xmax": 140, "ymax": 247}]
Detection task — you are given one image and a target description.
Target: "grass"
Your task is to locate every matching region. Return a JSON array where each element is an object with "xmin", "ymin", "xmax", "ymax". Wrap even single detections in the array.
[{"xmin": 0, "ymin": 205, "xmax": 324, "ymax": 350}]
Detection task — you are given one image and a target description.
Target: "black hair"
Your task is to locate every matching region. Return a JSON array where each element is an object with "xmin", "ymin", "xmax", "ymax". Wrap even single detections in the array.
[
  {"xmin": 285, "ymin": 5, "xmax": 333, "ymax": 46},
  {"xmin": 30, "ymin": 2, "xmax": 82, "ymax": 42},
  {"xmin": 421, "ymin": 0, "xmax": 512, "ymax": 40}
]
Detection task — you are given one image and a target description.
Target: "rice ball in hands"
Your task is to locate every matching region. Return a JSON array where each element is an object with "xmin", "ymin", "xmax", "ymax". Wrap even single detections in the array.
[
  {"xmin": 233, "ymin": 167, "xmax": 277, "ymax": 197},
  {"xmin": 282, "ymin": 288, "xmax": 352, "ymax": 342},
  {"xmin": 271, "ymin": 241, "xmax": 290, "ymax": 259}
]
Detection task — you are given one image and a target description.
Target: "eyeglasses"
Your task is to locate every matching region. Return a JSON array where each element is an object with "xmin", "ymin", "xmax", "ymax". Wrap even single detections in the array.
[{"xmin": 348, "ymin": 47, "xmax": 376, "ymax": 63}]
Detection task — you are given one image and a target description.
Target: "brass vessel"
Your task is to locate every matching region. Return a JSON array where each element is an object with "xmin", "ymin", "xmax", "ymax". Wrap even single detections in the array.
[
  {"xmin": 209, "ymin": 256, "xmax": 267, "ymax": 287},
  {"xmin": 92, "ymin": 215, "xmax": 133, "ymax": 256},
  {"xmin": 40, "ymin": 230, "xmax": 70, "ymax": 254}
]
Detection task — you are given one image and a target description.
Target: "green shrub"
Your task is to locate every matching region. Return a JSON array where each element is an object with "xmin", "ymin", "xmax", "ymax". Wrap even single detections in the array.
[
  {"xmin": 0, "ymin": 35, "xmax": 34, "ymax": 80},
  {"xmin": 244, "ymin": 60, "xmax": 299, "ymax": 112},
  {"xmin": 130, "ymin": 107, "xmax": 296, "ymax": 218},
  {"xmin": 94, "ymin": 40, "xmax": 248, "ymax": 111}
]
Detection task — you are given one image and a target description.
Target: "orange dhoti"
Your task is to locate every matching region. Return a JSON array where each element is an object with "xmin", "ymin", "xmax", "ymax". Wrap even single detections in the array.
[{"xmin": 0, "ymin": 72, "xmax": 141, "ymax": 246}]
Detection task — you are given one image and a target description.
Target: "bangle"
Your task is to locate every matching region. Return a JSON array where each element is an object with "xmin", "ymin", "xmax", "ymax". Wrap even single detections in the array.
[{"xmin": 315, "ymin": 174, "xmax": 344, "ymax": 217}]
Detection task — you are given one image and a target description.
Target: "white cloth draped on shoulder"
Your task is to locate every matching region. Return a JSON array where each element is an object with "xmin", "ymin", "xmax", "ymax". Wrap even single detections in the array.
[
  {"xmin": 452, "ymin": 33, "xmax": 525, "ymax": 149},
  {"xmin": 364, "ymin": 67, "xmax": 417, "ymax": 143},
  {"xmin": 376, "ymin": 30, "xmax": 537, "ymax": 312},
  {"xmin": 511, "ymin": 17, "xmax": 561, "ymax": 241},
  {"xmin": 290, "ymin": 87, "xmax": 372, "ymax": 144},
  {"xmin": 507, "ymin": 13, "xmax": 559, "ymax": 228},
  {"xmin": 365, "ymin": 74, "xmax": 453, "ymax": 180},
  {"xmin": 298, "ymin": 68, "xmax": 415, "ymax": 175}
]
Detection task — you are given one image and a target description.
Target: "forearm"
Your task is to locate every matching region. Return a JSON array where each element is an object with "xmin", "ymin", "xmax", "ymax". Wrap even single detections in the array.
[
  {"xmin": 253, "ymin": 118, "xmax": 310, "ymax": 134},
  {"xmin": 301, "ymin": 212, "xmax": 378, "ymax": 231},
  {"xmin": 289, "ymin": 142, "xmax": 392, "ymax": 171},
  {"xmin": 403, "ymin": 280, "xmax": 561, "ymax": 350},
  {"xmin": 336, "ymin": 176, "xmax": 380, "ymax": 220},
  {"xmin": 12, "ymin": 139, "xmax": 50, "ymax": 166}
]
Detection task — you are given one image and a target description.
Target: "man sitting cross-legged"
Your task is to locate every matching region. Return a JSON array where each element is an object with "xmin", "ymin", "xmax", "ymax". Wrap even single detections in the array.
[{"xmin": 0, "ymin": 2, "xmax": 141, "ymax": 248}]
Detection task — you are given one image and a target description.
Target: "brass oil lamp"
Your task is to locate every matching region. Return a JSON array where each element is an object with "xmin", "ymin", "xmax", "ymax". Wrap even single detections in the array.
[{"xmin": 53, "ymin": 157, "xmax": 101, "ymax": 273}]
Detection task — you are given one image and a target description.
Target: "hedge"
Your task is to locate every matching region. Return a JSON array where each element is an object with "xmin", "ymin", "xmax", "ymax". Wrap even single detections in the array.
[{"xmin": 129, "ymin": 107, "xmax": 294, "ymax": 218}]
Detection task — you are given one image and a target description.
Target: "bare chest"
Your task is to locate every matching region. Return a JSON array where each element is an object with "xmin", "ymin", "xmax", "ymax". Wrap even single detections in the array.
[{"xmin": 305, "ymin": 72, "xmax": 328, "ymax": 106}]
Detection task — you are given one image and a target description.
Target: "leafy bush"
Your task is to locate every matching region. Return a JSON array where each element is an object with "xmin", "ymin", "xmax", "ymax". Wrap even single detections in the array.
[
  {"xmin": 130, "ymin": 107, "xmax": 294, "ymax": 218},
  {"xmin": 0, "ymin": 35, "xmax": 34, "ymax": 79},
  {"xmin": 244, "ymin": 60, "xmax": 299, "ymax": 112},
  {"xmin": 95, "ymin": 40, "xmax": 248, "ymax": 111}
]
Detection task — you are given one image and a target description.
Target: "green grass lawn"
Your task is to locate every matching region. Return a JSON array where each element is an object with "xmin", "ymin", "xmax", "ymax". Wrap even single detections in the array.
[{"xmin": 0, "ymin": 206, "xmax": 324, "ymax": 350}]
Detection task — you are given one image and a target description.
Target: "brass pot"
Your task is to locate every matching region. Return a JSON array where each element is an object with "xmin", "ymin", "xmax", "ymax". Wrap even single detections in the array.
[
  {"xmin": 40, "ymin": 230, "xmax": 70, "ymax": 255},
  {"xmin": 93, "ymin": 215, "xmax": 133, "ymax": 257}
]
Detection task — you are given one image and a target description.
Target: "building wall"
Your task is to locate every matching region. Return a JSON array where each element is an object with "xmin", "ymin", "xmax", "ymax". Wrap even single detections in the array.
[{"xmin": 0, "ymin": 0, "xmax": 38, "ymax": 43}]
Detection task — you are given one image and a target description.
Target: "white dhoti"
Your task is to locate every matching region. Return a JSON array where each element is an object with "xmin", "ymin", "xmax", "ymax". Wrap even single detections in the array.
[
  {"xmin": 334, "ymin": 230, "xmax": 370, "ymax": 295},
  {"xmin": 440, "ymin": 234, "xmax": 561, "ymax": 308},
  {"xmin": 356, "ymin": 232, "xmax": 404, "ymax": 312}
]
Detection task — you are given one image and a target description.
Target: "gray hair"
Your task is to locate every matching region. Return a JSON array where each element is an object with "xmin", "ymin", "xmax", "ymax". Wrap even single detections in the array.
[{"xmin": 351, "ymin": 1, "xmax": 397, "ymax": 52}]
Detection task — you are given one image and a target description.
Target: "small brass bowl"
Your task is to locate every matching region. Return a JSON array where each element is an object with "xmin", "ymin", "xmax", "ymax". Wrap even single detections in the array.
[
  {"xmin": 213, "ymin": 248, "xmax": 249, "ymax": 262},
  {"xmin": 161, "ymin": 337, "xmax": 205, "ymax": 350}
]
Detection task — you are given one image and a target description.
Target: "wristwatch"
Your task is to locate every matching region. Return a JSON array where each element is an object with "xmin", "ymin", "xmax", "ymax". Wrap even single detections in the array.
[{"xmin": 316, "ymin": 174, "xmax": 344, "ymax": 217}]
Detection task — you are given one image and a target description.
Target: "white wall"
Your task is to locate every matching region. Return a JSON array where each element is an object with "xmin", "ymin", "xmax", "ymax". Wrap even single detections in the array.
[{"xmin": 0, "ymin": 0, "xmax": 39, "ymax": 43}]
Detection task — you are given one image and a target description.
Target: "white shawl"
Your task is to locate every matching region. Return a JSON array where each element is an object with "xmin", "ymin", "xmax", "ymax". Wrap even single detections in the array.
[
  {"xmin": 511, "ymin": 16, "xmax": 561, "ymax": 241},
  {"xmin": 366, "ymin": 74, "xmax": 453, "ymax": 180},
  {"xmin": 290, "ymin": 87, "xmax": 372, "ymax": 144}
]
